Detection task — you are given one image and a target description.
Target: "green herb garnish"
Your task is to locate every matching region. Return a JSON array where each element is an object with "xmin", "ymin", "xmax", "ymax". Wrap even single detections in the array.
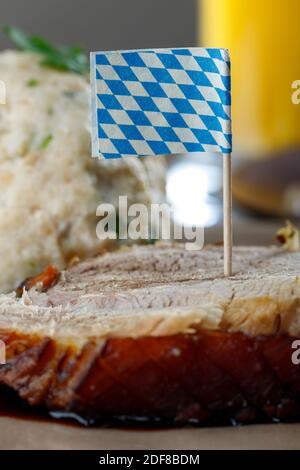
[
  {"xmin": 38, "ymin": 134, "xmax": 53, "ymax": 150},
  {"xmin": 26, "ymin": 78, "xmax": 39, "ymax": 87},
  {"xmin": 145, "ymin": 238, "xmax": 157, "ymax": 244},
  {"xmin": 63, "ymin": 90, "xmax": 77, "ymax": 98},
  {"xmin": 4, "ymin": 25, "xmax": 89, "ymax": 75}
]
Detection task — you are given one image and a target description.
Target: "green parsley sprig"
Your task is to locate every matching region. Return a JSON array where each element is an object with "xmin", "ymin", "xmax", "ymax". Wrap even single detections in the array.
[{"xmin": 4, "ymin": 25, "xmax": 89, "ymax": 75}]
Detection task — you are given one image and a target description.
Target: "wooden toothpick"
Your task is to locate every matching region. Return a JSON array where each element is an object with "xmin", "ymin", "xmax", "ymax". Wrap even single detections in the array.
[{"xmin": 223, "ymin": 153, "xmax": 232, "ymax": 276}]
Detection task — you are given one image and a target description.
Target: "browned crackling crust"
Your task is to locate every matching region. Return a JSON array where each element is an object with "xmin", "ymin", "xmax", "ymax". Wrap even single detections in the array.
[{"xmin": 1, "ymin": 328, "xmax": 300, "ymax": 425}]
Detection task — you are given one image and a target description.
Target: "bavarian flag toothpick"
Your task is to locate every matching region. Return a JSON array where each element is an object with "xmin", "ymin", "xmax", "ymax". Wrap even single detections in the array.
[{"xmin": 90, "ymin": 47, "xmax": 232, "ymax": 276}]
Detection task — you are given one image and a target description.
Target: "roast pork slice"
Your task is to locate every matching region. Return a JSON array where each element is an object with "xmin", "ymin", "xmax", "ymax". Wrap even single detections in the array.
[{"xmin": 0, "ymin": 244, "xmax": 300, "ymax": 425}]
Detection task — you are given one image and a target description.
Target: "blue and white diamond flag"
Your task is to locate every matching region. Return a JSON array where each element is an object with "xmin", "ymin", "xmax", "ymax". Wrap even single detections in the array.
[{"xmin": 90, "ymin": 48, "xmax": 231, "ymax": 159}]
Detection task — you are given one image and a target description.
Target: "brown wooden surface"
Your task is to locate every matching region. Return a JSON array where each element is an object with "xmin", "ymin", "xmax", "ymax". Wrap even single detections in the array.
[{"xmin": 0, "ymin": 416, "xmax": 299, "ymax": 450}]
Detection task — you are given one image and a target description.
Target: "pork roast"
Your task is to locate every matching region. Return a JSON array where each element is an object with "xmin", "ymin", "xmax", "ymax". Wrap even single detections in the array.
[{"xmin": 0, "ymin": 243, "xmax": 300, "ymax": 425}]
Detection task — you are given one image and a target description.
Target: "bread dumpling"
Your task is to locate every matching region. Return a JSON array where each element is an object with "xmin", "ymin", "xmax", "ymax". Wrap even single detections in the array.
[{"xmin": 0, "ymin": 50, "xmax": 165, "ymax": 293}]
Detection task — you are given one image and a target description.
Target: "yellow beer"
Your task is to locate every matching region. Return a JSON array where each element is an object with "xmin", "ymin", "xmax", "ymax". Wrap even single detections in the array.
[{"xmin": 200, "ymin": 0, "xmax": 300, "ymax": 158}]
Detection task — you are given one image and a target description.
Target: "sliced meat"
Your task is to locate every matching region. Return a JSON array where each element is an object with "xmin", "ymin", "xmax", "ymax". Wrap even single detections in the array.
[{"xmin": 0, "ymin": 243, "xmax": 299, "ymax": 425}]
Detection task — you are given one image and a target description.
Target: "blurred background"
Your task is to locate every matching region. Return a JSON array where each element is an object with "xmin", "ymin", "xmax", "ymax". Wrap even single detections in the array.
[
  {"xmin": 0, "ymin": 0, "xmax": 299, "ymax": 245},
  {"xmin": 0, "ymin": 0, "xmax": 197, "ymax": 50}
]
